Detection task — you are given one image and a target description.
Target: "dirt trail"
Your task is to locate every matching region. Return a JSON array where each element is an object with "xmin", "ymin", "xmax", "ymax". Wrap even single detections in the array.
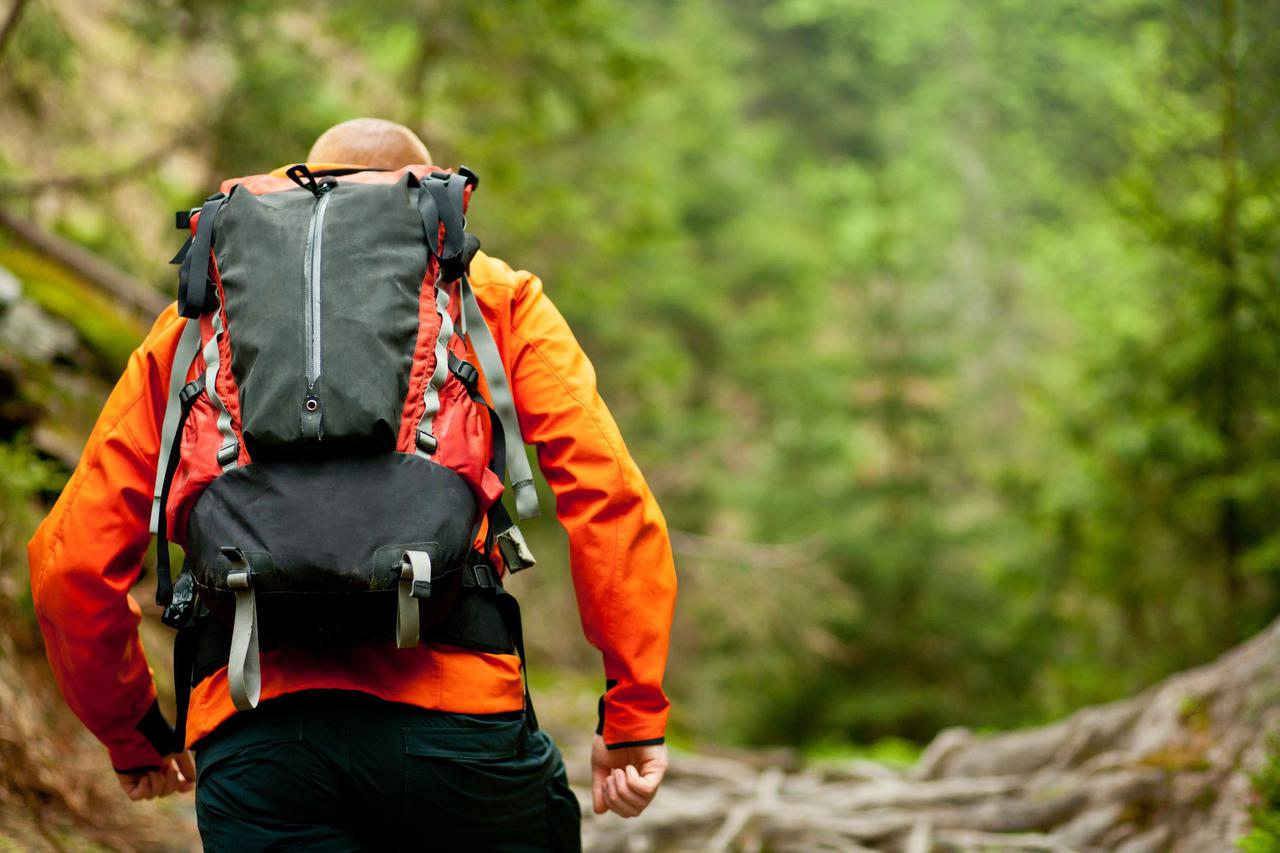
[{"xmin": 579, "ymin": 618, "xmax": 1280, "ymax": 852}]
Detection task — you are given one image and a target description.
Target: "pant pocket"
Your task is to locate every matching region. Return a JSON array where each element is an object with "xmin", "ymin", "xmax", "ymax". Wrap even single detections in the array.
[
  {"xmin": 194, "ymin": 711, "xmax": 303, "ymax": 782},
  {"xmin": 543, "ymin": 739, "xmax": 582, "ymax": 853},
  {"xmin": 401, "ymin": 718, "xmax": 575, "ymax": 851},
  {"xmin": 194, "ymin": 716, "xmax": 331, "ymax": 852}
]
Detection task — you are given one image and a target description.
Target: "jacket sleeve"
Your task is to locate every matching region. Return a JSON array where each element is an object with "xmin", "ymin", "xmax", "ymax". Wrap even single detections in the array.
[
  {"xmin": 475, "ymin": 255, "xmax": 677, "ymax": 749},
  {"xmin": 28, "ymin": 305, "xmax": 185, "ymax": 772}
]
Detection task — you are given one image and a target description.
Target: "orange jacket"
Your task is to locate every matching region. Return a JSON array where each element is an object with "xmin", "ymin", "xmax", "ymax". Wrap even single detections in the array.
[{"xmin": 28, "ymin": 235, "xmax": 676, "ymax": 771}]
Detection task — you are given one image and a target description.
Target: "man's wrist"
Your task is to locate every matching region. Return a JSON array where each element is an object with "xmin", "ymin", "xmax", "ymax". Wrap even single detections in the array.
[
  {"xmin": 114, "ymin": 762, "xmax": 167, "ymax": 776},
  {"xmin": 105, "ymin": 698, "xmax": 173, "ymax": 772},
  {"xmin": 605, "ymin": 736, "xmax": 665, "ymax": 751},
  {"xmin": 134, "ymin": 699, "xmax": 177, "ymax": 756},
  {"xmin": 597, "ymin": 679, "xmax": 670, "ymax": 749}
]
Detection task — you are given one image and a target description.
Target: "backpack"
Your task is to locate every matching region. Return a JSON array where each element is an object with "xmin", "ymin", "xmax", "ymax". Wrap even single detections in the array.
[{"xmin": 151, "ymin": 164, "xmax": 542, "ymax": 749}]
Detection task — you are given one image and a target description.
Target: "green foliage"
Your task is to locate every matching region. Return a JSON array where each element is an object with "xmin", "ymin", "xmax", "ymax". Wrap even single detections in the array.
[
  {"xmin": 0, "ymin": 438, "xmax": 59, "ymax": 631},
  {"xmin": 1239, "ymin": 732, "xmax": 1280, "ymax": 853},
  {"xmin": 0, "ymin": 438, "xmax": 57, "ymax": 549},
  {"xmin": 804, "ymin": 737, "xmax": 923, "ymax": 769}
]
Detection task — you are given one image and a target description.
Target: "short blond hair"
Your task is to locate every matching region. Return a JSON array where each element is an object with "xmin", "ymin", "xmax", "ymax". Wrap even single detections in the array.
[{"xmin": 307, "ymin": 118, "xmax": 432, "ymax": 169}]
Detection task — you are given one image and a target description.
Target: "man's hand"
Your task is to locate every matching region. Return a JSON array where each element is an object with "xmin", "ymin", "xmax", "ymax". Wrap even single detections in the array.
[
  {"xmin": 591, "ymin": 735, "xmax": 667, "ymax": 818},
  {"xmin": 116, "ymin": 752, "xmax": 196, "ymax": 800}
]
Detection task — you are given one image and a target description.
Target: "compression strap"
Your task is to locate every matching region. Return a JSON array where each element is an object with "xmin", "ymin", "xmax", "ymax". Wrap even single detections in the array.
[
  {"xmin": 150, "ymin": 318, "xmax": 202, "ymax": 534},
  {"xmin": 396, "ymin": 549, "xmax": 434, "ymax": 649},
  {"xmin": 225, "ymin": 550, "xmax": 261, "ymax": 711},
  {"xmin": 459, "ymin": 273, "xmax": 540, "ymax": 520}
]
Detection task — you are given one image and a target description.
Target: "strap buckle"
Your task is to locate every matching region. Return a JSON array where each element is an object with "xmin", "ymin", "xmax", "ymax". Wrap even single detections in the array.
[
  {"xmin": 178, "ymin": 378, "xmax": 205, "ymax": 408},
  {"xmin": 496, "ymin": 525, "xmax": 536, "ymax": 573},
  {"xmin": 222, "ymin": 546, "xmax": 251, "ymax": 588},
  {"xmin": 397, "ymin": 550, "xmax": 433, "ymax": 648},
  {"xmin": 400, "ymin": 552, "xmax": 433, "ymax": 599},
  {"xmin": 449, "ymin": 356, "xmax": 480, "ymax": 394},
  {"xmin": 161, "ymin": 571, "xmax": 197, "ymax": 629},
  {"xmin": 220, "ymin": 546, "xmax": 260, "ymax": 710},
  {"xmin": 416, "ymin": 429, "xmax": 438, "ymax": 454},
  {"xmin": 217, "ymin": 440, "xmax": 239, "ymax": 467},
  {"xmin": 466, "ymin": 562, "xmax": 499, "ymax": 591},
  {"xmin": 439, "ymin": 255, "xmax": 465, "ymax": 283}
]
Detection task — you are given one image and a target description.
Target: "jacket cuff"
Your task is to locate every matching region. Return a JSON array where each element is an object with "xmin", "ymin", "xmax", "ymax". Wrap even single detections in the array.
[
  {"xmin": 596, "ymin": 679, "xmax": 670, "ymax": 750},
  {"xmin": 108, "ymin": 699, "xmax": 174, "ymax": 773}
]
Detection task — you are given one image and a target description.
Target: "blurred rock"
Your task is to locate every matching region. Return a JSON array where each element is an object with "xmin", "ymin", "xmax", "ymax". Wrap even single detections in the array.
[
  {"xmin": 0, "ymin": 265, "xmax": 21, "ymax": 305},
  {"xmin": 0, "ymin": 296, "xmax": 78, "ymax": 363}
]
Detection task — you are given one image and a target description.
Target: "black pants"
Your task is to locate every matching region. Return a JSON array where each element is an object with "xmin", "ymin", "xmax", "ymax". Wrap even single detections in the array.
[{"xmin": 193, "ymin": 690, "xmax": 581, "ymax": 852}]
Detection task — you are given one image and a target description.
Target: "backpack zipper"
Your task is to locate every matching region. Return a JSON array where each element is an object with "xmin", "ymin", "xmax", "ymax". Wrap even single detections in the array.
[{"xmin": 302, "ymin": 183, "xmax": 333, "ymax": 424}]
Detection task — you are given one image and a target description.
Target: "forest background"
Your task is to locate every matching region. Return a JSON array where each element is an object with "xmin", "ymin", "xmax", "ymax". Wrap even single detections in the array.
[{"xmin": 1, "ymin": 0, "xmax": 1279, "ymax": 764}]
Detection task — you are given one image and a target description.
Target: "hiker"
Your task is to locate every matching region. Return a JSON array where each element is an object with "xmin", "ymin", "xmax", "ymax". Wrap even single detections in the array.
[{"xmin": 27, "ymin": 118, "xmax": 677, "ymax": 850}]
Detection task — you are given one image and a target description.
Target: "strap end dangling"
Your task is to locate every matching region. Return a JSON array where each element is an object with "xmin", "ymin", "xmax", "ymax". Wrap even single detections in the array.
[
  {"xmin": 396, "ymin": 550, "xmax": 433, "ymax": 649},
  {"xmin": 224, "ymin": 549, "xmax": 261, "ymax": 711},
  {"xmin": 496, "ymin": 525, "xmax": 536, "ymax": 573}
]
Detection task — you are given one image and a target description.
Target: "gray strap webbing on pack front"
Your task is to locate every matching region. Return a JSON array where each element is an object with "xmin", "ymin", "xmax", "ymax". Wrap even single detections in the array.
[
  {"xmin": 207, "ymin": 307, "xmax": 239, "ymax": 470},
  {"xmin": 396, "ymin": 549, "xmax": 433, "ymax": 649},
  {"xmin": 150, "ymin": 318, "xmax": 203, "ymax": 534},
  {"xmin": 226, "ymin": 559, "xmax": 260, "ymax": 710},
  {"xmin": 459, "ymin": 274, "xmax": 540, "ymax": 520},
  {"xmin": 416, "ymin": 283, "xmax": 454, "ymax": 456}
]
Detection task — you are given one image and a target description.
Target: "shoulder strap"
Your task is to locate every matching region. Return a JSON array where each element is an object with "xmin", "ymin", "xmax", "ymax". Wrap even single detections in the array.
[
  {"xmin": 154, "ymin": 377, "xmax": 205, "ymax": 607},
  {"xmin": 177, "ymin": 194, "xmax": 226, "ymax": 318},
  {"xmin": 460, "ymin": 272, "xmax": 540, "ymax": 521},
  {"xmin": 150, "ymin": 318, "xmax": 203, "ymax": 533},
  {"xmin": 413, "ymin": 170, "xmax": 542, "ymax": 521}
]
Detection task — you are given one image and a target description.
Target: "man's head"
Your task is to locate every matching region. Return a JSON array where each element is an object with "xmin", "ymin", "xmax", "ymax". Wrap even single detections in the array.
[{"xmin": 307, "ymin": 118, "xmax": 432, "ymax": 169}]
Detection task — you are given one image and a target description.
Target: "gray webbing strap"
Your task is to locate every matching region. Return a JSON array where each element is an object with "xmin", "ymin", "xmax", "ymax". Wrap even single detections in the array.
[
  {"xmin": 459, "ymin": 274, "xmax": 540, "ymax": 520},
  {"xmin": 226, "ymin": 557, "xmax": 260, "ymax": 711},
  {"xmin": 396, "ymin": 550, "xmax": 433, "ymax": 649},
  {"xmin": 415, "ymin": 282, "xmax": 454, "ymax": 456},
  {"xmin": 150, "ymin": 318, "xmax": 203, "ymax": 533},
  {"xmin": 205, "ymin": 303, "xmax": 238, "ymax": 471}
]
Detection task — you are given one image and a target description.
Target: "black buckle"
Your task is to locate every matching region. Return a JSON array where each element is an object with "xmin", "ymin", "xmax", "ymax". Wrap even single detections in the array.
[
  {"xmin": 416, "ymin": 429, "xmax": 438, "ymax": 454},
  {"xmin": 175, "ymin": 210, "xmax": 192, "ymax": 230},
  {"xmin": 458, "ymin": 165, "xmax": 480, "ymax": 189},
  {"xmin": 467, "ymin": 563, "xmax": 498, "ymax": 591},
  {"xmin": 178, "ymin": 378, "xmax": 205, "ymax": 408},
  {"xmin": 439, "ymin": 255, "xmax": 464, "ymax": 283},
  {"xmin": 450, "ymin": 357, "xmax": 480, "ymax": 393},
  {"xmin": 161, "ymin": 571, "xmax": 197, "ymax": 629}
]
